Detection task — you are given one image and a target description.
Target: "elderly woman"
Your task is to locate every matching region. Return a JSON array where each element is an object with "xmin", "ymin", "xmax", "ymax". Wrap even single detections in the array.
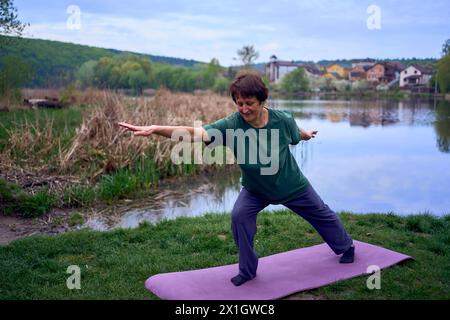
[{"xmin": 118, "ymin": 70, "xmax": 355, "ymax": 287}]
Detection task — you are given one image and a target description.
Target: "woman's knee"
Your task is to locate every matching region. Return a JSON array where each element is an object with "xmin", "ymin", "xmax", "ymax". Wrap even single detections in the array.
[{"xmin": 231, "ymin": 206, "xmax": 255, "ymax": 224}]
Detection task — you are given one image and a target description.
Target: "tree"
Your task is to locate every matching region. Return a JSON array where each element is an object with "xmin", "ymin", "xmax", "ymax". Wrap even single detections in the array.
[
  {"xmin": 0, "ymin": 0, "xmax": 27, "ymax": 37},
  {"xmin": 281, "ymin": 67, "xmax": 309, "ymax": 94},
  {"xmin": 436, "ymin": 54, "xmax": 450, "ymax": 94},
  {"xmin": 212, "ymin": 77, "xmax": 231, "ymax": 94},
  {"xmin": 351, "ymin": 79, "xmax": 372, "ymax": 92},
  {"xmin": 196, "ymin": 58, "xmax": 222, "ymax": 89},
  {"xmin": 442, "ymin": 39, "xmax": 450, "ymax": 57},
  {"xmin": 0, "ymin": 55, "xmax": 32, "ymax": 101},
  {"xmin": 128, "ymin": 69, "xmax": 148, "ymax": 95},
  {"xmin": 236, "ymin": 45, "xmax": 259, "ymax": 66},
  {"xmin": 76, "ymin": 60, "xmax": 97, "ymax": 88}
]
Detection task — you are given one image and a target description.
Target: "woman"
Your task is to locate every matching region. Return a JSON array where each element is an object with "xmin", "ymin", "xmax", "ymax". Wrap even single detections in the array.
[{"xmin": 118, "ymin": 70, "xmax": 355, "ymax": 287}]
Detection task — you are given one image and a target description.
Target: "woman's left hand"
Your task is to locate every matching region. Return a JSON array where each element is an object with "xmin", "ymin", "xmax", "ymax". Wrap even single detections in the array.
[{"xmin": 301, "ymin": 130, "xmax": 318, "ymax": 140}]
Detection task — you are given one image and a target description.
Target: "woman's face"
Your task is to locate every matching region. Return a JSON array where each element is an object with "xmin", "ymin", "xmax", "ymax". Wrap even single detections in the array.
[{"xmin": 235, "ymin": 95, "xmax": 263, "ymax": 122}]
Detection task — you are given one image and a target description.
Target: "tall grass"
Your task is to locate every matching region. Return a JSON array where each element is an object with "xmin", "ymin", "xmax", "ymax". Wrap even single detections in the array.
[
  {"xmin": 1, "ymin": 89, "xmax": 236, "ymax": 214},
  {"xmin": 2, "ymin": 89, "xmax": 234, "ymax": 178},
  {"xmin": 59, "ymin": 89, "xmax": 235, "ymax": 178}
]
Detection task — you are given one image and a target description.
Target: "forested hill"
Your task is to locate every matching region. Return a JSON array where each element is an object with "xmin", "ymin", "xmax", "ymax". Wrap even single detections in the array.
[{"xmin": 0, "ymin": 36, "xmax": 201, "ymax": 87}]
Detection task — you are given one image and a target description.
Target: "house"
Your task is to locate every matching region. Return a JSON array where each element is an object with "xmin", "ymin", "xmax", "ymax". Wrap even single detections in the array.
[
  {"xmin": 348, "ymin": 65, "xmax": 372, "ymax": 81},
  {"xmin": 302, "ymin": 63, "xmax": 325, "ymax": 78},
  {"xmin": 351, "ymin": 58, "xmax": 376, "ymax": 69},
  {"xmin": 366, "ymin": 62, "xmax": 404, "ymax": 84},
  {"xmin": 265, "ymin": 55, "xmax": 300, "ymax": 83},
  {"xmin": 399, "ymin": 65, "xmax": 433, "ymax": 88},
  {"xmin": 265, "ymin": 55, "xmax": 324, "ymax": 83},
  {"xmin": 324, "ymin": 64, "xmax": 349, "ymax": 79}
]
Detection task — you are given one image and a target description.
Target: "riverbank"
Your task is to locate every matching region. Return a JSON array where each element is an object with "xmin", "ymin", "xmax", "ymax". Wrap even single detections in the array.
[
  {"xmin": 0, "ymin": 211, "xmax": 449, "ymax": 299},
  {"xmin": 0, "ymin": 89, "xmax": 236, "ymax": 218},
  {"xmin": 269, "ymin": 89, "xmax": 444, "ymax": 100}
]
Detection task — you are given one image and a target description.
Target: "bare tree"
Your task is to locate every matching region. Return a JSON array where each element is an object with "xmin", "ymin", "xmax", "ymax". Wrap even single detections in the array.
[{"xmin": 236, "ymin": 45, "xmax": 259, "ymax": 66}]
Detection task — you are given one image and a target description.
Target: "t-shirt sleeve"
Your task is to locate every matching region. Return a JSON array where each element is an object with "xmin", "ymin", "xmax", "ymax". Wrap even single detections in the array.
[
  {"xmin": 284, "ymin": 112, "xmax": 301, "ymax": 145},
  {"xmin": 202, "ymin": 113, "xmax": 237, "ymax": 147}
]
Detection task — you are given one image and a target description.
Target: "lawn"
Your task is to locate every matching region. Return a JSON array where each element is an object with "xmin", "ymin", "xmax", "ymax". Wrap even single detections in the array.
[{"xmin": 0, "ymin": 210, "xmax": 449, "ymax": 300}]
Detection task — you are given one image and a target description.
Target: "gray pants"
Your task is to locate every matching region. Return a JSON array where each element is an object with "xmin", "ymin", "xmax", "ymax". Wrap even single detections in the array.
[{"xmin": 231, "ymin": 182, "xmax": 353, "ymax": 279}]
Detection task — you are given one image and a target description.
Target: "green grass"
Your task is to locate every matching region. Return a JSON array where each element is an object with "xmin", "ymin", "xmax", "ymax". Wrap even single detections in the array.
[
  {"xmin": 0, "ymin": 178, "xmax": 57, "ymax": 217},
  {"xmin": 0, "ymin": 106, "xmax": 84, "ymax": 152},
  {"xmin": 0, "ymin": 211, "xmax": 449, "ymax": 299}
]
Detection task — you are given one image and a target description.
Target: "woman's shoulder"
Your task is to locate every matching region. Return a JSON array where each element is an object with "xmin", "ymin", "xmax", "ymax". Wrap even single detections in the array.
[{"xmin": 269, "ymin": 109, "xmax": 295, "ymax": 120}]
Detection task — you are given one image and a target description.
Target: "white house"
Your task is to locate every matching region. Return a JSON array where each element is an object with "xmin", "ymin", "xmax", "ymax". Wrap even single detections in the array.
[
  {"xmin": 266, "ymin": 55, "xmax": 323, "ymax": 84},
  {"xmin": 266, "ymin": 55, "xmax": 300, "ymax": 84},
  {"xmin": 399, "ymin": 65, "xmax": 433, "ymax": 88}
]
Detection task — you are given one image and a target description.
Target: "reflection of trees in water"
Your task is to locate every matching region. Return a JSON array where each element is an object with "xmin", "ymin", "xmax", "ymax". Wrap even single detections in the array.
[
  {"xmin": 207, "ymin": 166, "xmax": 241, "ymax": 200},
  {"xmin": 271, "ymin": 99, "xmax": 436, "ymax": 128},
  {"xmin": 434, "ymin": 100, "xmax": 450, "ymax": 153},
  {"xmin": 157, "ymin": 166, "xmax": 241, "ymax": 207},
  {"xmin": 349, "ymin": 100, "xmax": 400, "ymax": 127},
  {"xmin": 290, "ymin": 141, "xmax": 311, "ymax": 172}
]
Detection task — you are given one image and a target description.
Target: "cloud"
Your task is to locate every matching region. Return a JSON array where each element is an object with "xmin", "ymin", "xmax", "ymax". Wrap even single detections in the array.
[
  {"xmin": 17, "ymin": 0, "xmax": 450, "ymax": 65},
  {"xmin": 24, "ymin": 11, "xmax": 246, "ymax": 63}
]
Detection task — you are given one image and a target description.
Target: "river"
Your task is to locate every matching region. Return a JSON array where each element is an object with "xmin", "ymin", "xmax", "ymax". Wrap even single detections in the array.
[{"xmin": 83, "ymin": 98, "xmax": 450, "ymax": 230}]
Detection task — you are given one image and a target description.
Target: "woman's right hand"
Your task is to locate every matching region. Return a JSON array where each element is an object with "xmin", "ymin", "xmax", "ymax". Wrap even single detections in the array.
[{"xmin": 118, "ymin": 122, "xmax": 157, "ymax": 136}]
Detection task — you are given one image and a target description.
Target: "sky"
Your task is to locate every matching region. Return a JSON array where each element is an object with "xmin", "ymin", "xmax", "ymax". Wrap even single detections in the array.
[{"xmin": 14, "ymin": 0, "xmax": 450, "ymax": 66}]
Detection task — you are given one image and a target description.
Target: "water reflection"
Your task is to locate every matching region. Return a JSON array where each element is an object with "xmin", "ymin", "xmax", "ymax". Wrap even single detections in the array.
[
  {"xmin": 83, "ymin": 99, "xmax": 450, "ymax": 230},
  {"xmin": 435, "ymin": 100, "xmax": 450, "ymax": 153},
  {"xmin": 268, "ymin": 99, "xmax": 437, "ymax": 128}
]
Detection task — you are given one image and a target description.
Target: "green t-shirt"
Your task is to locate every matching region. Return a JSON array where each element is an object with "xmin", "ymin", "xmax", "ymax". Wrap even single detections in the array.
[{"xmin": 203, "ymin": 108, "xmax": 309, "ymax": 204}]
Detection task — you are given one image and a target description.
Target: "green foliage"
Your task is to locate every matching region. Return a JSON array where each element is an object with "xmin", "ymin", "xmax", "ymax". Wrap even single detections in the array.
[
  {"xmin": 0, "ymin": 35, "xmax": 200, "ymax": 88},
  {"xmin": 0, "ymin": 0, "xmax": 27, "ymax": 37},
  {"xmin": 442, "ymin": 39, "xmax": 450, "ymax": 56},
  {"xmin": 18, "ymin": 188, "xmax": 57, "ymax": 218},
  {"xmin": 0, "ymin": 55, "xmax": 32, "ymax": 97},
  {"xmin": 76, "ymin": 60, "xmax": 97, "ymax": 88},
  {"xmin": 84, "ymin": 55, "xmax": 154, "ymax": 93},
  {"xmin": 0, "ymin": 177, "xmax": 25, "ymax": 215},
  {"xmin": 281, "ymin": 67, "xmax": 309, "ymax": 94},
  {"xmin": 68, "ymin": 212, "xmax": 84, "ymax": 226},
  {"xmin": 351, "ymin": 79, "xmax": 372, "ymax": 92},
  {"xmin": 74, "ymin": 56, "xmax": 227, "ymax": 93},
  {"xmin": 436, "ymin": 54, "xmax": 450, "ymax": 94},
  {"xmin": 213, "ymin": 77, "xmax": 231, "ymax": 94},
  {"xmin": 99, "ymin": 158, "xmax": 159, "ymax": 203},
  {"xmin": 0, "ymin": 178, "xmax": 55, "ymax": 218},
  {"xmin": 63, "ymin": 185, "xmax": 96, "ymax": 208}
]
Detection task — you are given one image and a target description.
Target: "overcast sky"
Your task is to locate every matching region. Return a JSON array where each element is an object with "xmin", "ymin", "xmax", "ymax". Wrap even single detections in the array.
[{"xmin": 15, "ymin": 0, "xmax": 450, "ymax": 66}]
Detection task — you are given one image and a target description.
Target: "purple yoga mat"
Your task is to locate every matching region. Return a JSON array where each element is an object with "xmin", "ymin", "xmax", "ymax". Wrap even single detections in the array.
[{"xmin": 145, "ymin": 240, "xmax": 412, "ymax": 300}]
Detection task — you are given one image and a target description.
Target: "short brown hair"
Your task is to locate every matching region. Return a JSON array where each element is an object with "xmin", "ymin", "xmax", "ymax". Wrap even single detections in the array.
[{"xmin": 229, "ymin": 69, "xmax": 268, "ymax": 104}]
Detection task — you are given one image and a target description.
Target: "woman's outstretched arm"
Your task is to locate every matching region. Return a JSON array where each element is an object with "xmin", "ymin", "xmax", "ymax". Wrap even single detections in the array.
[{"xmin": 118, "ymin": 122, "xmax": 209, "ymax": 142}]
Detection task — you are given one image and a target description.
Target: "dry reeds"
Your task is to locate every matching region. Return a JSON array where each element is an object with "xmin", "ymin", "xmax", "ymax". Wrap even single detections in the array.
[{"xmin": 1, "ymin": 89, "xmax": 236, "ymax": 181}]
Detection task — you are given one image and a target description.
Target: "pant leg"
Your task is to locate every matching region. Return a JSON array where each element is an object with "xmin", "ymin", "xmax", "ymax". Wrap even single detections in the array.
[
  {"xmin": 283, "ymin": 182, "xmax": 353, "ymax": 255},
  {"xmin": 231, "ymin": 188, "xmax": 269, "ymax": 279}
]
